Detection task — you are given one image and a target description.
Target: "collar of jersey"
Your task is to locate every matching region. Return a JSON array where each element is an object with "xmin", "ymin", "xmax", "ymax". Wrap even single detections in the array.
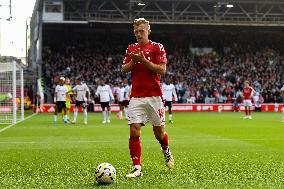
[{"xmin": 138, "ymin": 40, "xmax": 151, "ymax": 47}]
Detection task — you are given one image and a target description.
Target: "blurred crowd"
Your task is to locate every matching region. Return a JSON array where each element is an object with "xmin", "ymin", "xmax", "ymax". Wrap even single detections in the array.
[{"xmin": 42, "ymin": 31, "xmax": 284, "ymax": 104}]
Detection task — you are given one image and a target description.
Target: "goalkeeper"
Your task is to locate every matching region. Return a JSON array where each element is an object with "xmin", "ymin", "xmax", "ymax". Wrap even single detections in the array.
[{"xmin": 63, "ymin": 78, "xmax": 73, "ymax": 122}]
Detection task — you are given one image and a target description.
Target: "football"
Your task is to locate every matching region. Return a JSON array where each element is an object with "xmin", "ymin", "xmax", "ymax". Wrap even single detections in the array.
[{"xmin": 95, "ymin": 163, "xmax": 116, "ymax": 184}]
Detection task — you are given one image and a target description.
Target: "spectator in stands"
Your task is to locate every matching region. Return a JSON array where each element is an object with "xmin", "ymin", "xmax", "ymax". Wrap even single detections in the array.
[{"xmin": 42, "ymin": 31, "xmax": 284, "ymax": 104}]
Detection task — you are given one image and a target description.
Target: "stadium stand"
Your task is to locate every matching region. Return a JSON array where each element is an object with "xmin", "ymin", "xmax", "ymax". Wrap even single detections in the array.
[{"xmin": 42, "ymin": 24, "xmax": 284, "ymax": 104}]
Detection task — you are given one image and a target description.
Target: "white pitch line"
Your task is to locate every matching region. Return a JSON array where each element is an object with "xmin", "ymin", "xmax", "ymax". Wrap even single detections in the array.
[
  {"xmin": 0, "ymin": 113, "xmax": 37, "ymax": 134},
  {"xmin": 0, "ymin": 138, "xmax": 283, "ymax": 144},
  {"xmin": 0, "ymin": 141, "xmax": 46, "ymax": 144}
]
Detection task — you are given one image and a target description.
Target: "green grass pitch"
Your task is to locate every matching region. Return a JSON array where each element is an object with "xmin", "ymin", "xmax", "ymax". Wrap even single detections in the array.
[{"xmin": 1, "ymin": 112, "xmax": 284, "ymax": 188}]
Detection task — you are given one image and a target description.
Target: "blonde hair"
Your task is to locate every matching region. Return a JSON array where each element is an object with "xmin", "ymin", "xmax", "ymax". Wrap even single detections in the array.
[{"xmin": 133, "ymin": 18, "xmax": 150, "ymax": 30}]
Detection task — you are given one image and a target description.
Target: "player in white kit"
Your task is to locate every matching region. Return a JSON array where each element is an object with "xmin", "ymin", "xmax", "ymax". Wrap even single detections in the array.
[
  {"xmin": 96, "ymin": 79, "xmax": 114, "ymax": 123},
  {"xmin": 71, "ymin": 77, "xmax": 90, "ymax": 125},
  {"xmin": 117, "ymin": 80, "xmax": 131, "ymax": 119},
  {"xmin": 162, "ymin": 79, "xmax": 178, "ymax": 123},
  {"xmin": 54, "ymin": 77, "xmax": 69, "ymax": 124},
  {"xmin": 123, "ymin": 79, "xmax": 131, "ymax": 119},
  {"xmin": 117, "ymin": 83, "xmax": 126, "ymax": 119}
]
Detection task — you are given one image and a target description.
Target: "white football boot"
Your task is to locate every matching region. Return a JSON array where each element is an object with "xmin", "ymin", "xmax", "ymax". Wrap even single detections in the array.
[
  {"xmin": 126, "ymin": 167, "xmax": 143, "ymax": 178},
  {"xmin": 163, "ymin": 148, "xmax": 174, "ymax": 169}
]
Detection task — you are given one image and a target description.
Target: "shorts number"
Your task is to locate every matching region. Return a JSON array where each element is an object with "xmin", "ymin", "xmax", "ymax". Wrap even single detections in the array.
[{"xmin": 158, "ymin": 108, "xmax": 165, "ymax": 124}]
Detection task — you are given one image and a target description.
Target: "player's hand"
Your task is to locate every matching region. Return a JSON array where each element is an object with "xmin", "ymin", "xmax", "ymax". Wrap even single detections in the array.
[
  {"xmin": 130, "ymin": 48, "xmax": 145, "ymax": 63},
  {"xmin": 130, "ymin": 48, "xmax": 139, "ymax": 58}
]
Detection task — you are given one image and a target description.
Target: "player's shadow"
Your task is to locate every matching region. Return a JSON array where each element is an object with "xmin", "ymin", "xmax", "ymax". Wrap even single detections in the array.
[{"xmin": 92, "ymin": 182, "xmax": 118, "ymax": 188}]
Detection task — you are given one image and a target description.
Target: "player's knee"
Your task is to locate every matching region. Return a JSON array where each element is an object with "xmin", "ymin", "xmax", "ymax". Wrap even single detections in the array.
[{"xmin": 130, "ymin": 124, "xmax": 141, "ymax": 137}]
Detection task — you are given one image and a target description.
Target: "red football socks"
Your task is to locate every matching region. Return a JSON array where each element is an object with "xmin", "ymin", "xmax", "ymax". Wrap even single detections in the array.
[
  {"xmin": 129, "ymin": 136, "xmax": 141, "ymax": 166},
  {"xmin": 159, "ymin": 132, "xmax": 169, "ymax": 150}
]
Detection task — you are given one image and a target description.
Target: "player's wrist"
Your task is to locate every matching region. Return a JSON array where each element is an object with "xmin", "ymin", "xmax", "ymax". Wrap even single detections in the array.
[
  {"xmin": 130, "ymin": 60, "xmax": 138, "ymax": 65},
  {"xmin": 140, "ymin": 57, "xmax": 148, "ymax": 64}
]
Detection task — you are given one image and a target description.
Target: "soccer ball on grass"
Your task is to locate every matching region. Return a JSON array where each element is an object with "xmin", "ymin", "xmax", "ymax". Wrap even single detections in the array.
[{"xmin": 95, "ymin": 163, "xmax": 116, "ymax": 184}]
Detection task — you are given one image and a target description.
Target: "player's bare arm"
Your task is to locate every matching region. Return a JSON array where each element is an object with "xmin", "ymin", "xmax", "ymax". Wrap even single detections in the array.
[
  {"xmin": 121, "ymin": 60, "xmax": 136, "ymax": 73},
  {"xmin": 141, "ymin": 59, "xmax": 166, "ymax": 75},
  {"xmin": 250, "ymin": 87, "xmax": 256, "ymax": 98},
  {"xmin": 54, "ymin": 92, "xmax": 57, "ymax": 102}
]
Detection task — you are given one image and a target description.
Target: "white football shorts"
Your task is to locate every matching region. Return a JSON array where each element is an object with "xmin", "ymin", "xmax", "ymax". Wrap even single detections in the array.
[
  {"xmin": 243, "ymin": 99, "xmax": 252, "ymax": 107},
  {"xmin": 128, "ymin": 96, "xmax": 165, "ymax": 126}
]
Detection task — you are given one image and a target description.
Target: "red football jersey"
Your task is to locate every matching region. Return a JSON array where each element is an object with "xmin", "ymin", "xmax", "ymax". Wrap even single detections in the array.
[
  {"xmin": 123, "ymin": 40, "xmax": 167, "ymax": 97},
  {"xmin": 243, "ymin": 87, "xmax": 253, "ymax": 100}
]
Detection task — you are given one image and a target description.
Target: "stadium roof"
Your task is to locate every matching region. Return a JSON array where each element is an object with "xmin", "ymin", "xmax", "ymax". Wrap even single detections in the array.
[{"xmin": 33, "ymin": 0, "xmax": 284, "ymax": 26}]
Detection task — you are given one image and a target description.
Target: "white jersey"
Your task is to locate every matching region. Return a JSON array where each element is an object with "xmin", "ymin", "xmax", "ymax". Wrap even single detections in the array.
[
  {"xmin": 96, "ymin": 84, "xmax": 114, "ymax": 102},
  {"xmin": 118, "ymin": 85, "xmax": 131, "ymax": 101},
  {"xmin": 55, "ymin": 85, "xmax": 68, "ymax": 101},
  {"xmin": 117, "ymin": 87, "xmax": 126, "ymax": 102},
  {"xmin": 128, "ymin": 85, "xmax": 132, "ymax": 99},
  {"xmin": 124, "ymin": 85, "xmax": 130, "ymax": 100},
  {"xmin": 112, "ymin": 86, "xmax": 120, "ymax": 95},
  {"xmin": 162, "ymin": 83, "xmax": 178, "ymax": 102},
  {"xmin": 73, "ymin": 84, "xmax": 89, "ymax": 101}
]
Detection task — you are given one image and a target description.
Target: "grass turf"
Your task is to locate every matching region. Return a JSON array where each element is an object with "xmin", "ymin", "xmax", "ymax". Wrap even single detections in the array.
[{"xmin": 0, "ymin": 112, "xmax": 284, "ymax": 188}]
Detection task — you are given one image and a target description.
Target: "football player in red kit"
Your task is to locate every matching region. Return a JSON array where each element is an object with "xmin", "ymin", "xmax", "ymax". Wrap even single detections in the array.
[
  {"xmin": 121, "ymin": 18, "xmax": 174, "ymax": 178},
  {"xmin": 243, "ymin": 81, "xmax": 255, "ymax": 119}
]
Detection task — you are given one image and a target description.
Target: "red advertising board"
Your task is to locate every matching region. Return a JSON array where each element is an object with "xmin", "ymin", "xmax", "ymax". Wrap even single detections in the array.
[
  {"xmin": 36, "ymin": 104, "xmax": 283, "ymax": 113},
  {"xmin": 0, "ymin": 106, "xmax": 13, "ymax": 113}
]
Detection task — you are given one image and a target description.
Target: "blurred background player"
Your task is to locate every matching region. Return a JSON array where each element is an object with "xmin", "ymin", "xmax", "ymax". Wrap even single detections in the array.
[
  {"xmin": 117, "ymin": 79, "xmax": 130, "ymax": 120},
  {"xmin": 123, "ymin": 79, "xmax": 131, "ymax": 119},
  {"xmin": 54, "ymin": 77, "xmax": 69, "ymax": 124},
  {"xmin": 96, "ymin": 79, "xmax": 114, "ymax": 124},
  {"xmin": 122, "ymin": 18, "xmax": 174, "ymax": 178},
  {"xmin": 162, "ymin": 78, "xmax": 178, "ymax": 123},
  {"xmin": 71, "ymin": 77, "xmax": 90, "ymax": 125},
  {"xmin": 243, "ymin": 81, "xmax": 255, "ymax": 119},
  {"xmin": 112, "ymin": 82, "xmax": 120, "ymax": 104},
  {"xmin": 117, "ymin": 82, "xmax": 126, "ymax": 119},
  {"xmin": 64, "ymin": 78, "xmax": 72, "ymax": 122},
  {"xmin": 232, "ymin": 99, "xmax": 240, "ymax": 112},
  {"xmin": 280, "ymin": 85, "xmax": 284, "ymax": 122}
]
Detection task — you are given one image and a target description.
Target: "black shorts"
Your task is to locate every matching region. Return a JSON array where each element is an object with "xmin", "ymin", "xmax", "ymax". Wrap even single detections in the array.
[
  {"xmin": 56, "ymin": 101, "xmax": 66, "ymax": 111},
  {"xmin": 123, "ymin": 100, "xmax": 129, "ymax": 107},
  {"xmin": 118, "ymin": 101, "xmax": 124, "ymax": 106},
  {"xmin": 75, "ymin": 101, "xmax": 86, "ymax": 108},
  {"xmin": 119, "ymin": 100, "xmax": 129, "ymax": 107},
  {"xmin": 164, "ymin": 101, "xmax": 173, "ymax": 108},
  {"xmin": 100, "ymin": 102, "xmax": 110, "ymax": 109}
]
